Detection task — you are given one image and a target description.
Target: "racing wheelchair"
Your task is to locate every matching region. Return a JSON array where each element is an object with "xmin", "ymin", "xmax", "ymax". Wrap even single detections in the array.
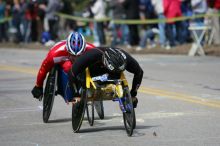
[
  {"xmin": 42, "ymin": 65, "xmax": 104, "ymax": 123},
  {"xmin": 71, "ymin": 68, "xmax": 136, "ymax": 136}
]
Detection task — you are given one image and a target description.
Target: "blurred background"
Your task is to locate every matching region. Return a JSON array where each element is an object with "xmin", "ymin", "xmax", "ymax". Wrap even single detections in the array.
[{"xmin": 0, "ymin": 0, "xmax": 220, "ymax": 55}]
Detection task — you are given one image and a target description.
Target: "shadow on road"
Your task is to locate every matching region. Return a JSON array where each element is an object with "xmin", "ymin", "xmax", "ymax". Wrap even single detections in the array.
[
  {"xmin": 48, "ymin": 118, "xmax": 71, "ymax": 123},
  {"xmin": 78, "ymin": 125, "xmax": 159, "ymax": 136},
  {"xmin": 203, "ymin": 85, "xmax": 220, "ymax": 91}
]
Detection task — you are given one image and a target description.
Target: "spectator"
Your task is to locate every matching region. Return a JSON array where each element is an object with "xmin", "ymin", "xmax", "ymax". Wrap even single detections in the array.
[
  {"xmin": 151, "ymin": 0, "xmax": 167, "ymax": 48},
  {"xmin": 191, "ymin": 0, "xmax": 207, "ymax": 24},
  {"xmin": 190, "ymin": 0, "xmax": 207, "ymax": 45},
  {"xmin": 163, "ymin": 0, "xmax": 183, "ymax": 47},
  {"xmin": 180, "ymin": 0, "xmax": 193, "ymax": 43},
  {"xmin": 20, "ymin": 0, "xmax": 30, "ymax": 43},
  {"xmin": 207, "ymin": 0, "xmax": 220, "ymax": 45},
  {"xmin": 121, "ymin": 0, "xmax": 140, "ymax": 47},
  {"xmin": 136, "ymin": 26, "xmax": 159, "ymax": 50},
  {"xmin": 40, "ymin": 0, "xmax": 63, "ymax": 41},
  {"xmin": 4, "ymin": 0, "xmax": 11, "ymax": 41},
  {"xmin": 5, "ymin": 0, "xmax": 11, "ymax": 17},
  {"xmin": 29, "ymin": 0, "xmax": 39, "ymax": 42},
  {"xmin": 12, "ymin": 0, "xmax": 22, "ymax": 43},
  {"xmin": 61, "ymin": 0, "xmax": 76, "ymax": 32},
  {"xmin": 82, "ymin": 0, "xmax": 100, "ymax": 46},
  {"xmin": 37, "ymin": 0, "xmax": 47, "ymax": 42},
  {"xmin": 0, "ymin": 0, "xmax": 8, "ymax": 42},
  {"xmin": 109, "ymin": 0, "xmax": 129, "ymax": 47},
  {"xmin": 136, "ymin": 0, "xmax": 158, "ymax": 51},
  {"xmin": 91, "ymin": 0, "xmax": 107, "ymax": 46}
]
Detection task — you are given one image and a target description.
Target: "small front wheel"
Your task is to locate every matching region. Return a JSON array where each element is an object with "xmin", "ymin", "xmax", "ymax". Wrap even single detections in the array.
[
  {"xmin": 86, "ymin": 101, "xmax": 94, "ymax": 126},
  {"xmin": 94, "ymin": 100, "xmax": 104, "ymax": 119}
]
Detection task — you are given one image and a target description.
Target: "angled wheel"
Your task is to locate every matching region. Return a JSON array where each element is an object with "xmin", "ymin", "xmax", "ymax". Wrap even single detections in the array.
[
  {"xmin": 72, "ymin": 89, "xmax": 87, "ymax": 133},
  {"xmin": 43, "ymin": 67, "xmax": 58, "ymax": 123},
  {"xmin": 122, "ymin": 88, "xmax": 135, "ymax": 136},
  {"xmin": 94, "ymin": 100, "xmax": 104, "ymax": 119},
  {"xmin": 86, "ymin": 101, "xmax": 94, "ymax": 126}
]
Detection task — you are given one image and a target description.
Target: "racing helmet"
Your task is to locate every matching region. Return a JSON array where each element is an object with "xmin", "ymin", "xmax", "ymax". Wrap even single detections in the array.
[
  {"xmin": 66, "ymin": 32, "xmax": 86, "ymax": 56},
  {"xmin": 102, "ymin": 48, "xmax": 127, "ymax": 73}
]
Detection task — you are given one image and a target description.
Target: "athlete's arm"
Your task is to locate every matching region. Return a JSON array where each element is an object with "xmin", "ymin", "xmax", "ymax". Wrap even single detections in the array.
[
  {"xmin": 122, "ymin": 50, "xmax": 143, "ymax": 97},
  {"xmin": 35, "ymin": 52, "xmax": 54, "ymax": 87},
  {"xmin": 36, "ymin": 41, "xmax": 68, "ymax": 87}
]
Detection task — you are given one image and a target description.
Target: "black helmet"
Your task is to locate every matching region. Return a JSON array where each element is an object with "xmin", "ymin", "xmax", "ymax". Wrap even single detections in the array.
[{"xmin": 102, "ymin": 48, "xmax": 127, "ymax": 73}]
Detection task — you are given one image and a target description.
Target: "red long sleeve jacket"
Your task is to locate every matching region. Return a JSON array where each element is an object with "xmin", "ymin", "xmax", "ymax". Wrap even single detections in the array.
[{"xmin": 36, "ymin": 40, "xmax": 95, "ymax": 87}]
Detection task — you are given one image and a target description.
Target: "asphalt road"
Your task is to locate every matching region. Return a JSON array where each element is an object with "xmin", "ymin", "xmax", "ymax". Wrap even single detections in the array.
[{"xmin": 0, "ymin": 48, "xmax": 220, "ymax": 146}]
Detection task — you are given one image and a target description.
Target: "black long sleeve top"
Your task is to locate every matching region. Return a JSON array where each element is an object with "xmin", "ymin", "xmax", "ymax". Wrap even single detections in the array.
[{"xmin": 69, "ymin": 47, "xmax": 143, "ymax": 97}]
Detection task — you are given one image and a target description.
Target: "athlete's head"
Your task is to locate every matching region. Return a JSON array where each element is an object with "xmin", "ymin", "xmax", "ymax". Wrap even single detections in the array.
[
  {"xmin": 66, "ymin": 32, "xmax": 86, "ymax": 56},
  {"xmin": 102, "ymin": 48, "xmax": 127, "ymax": 73}
]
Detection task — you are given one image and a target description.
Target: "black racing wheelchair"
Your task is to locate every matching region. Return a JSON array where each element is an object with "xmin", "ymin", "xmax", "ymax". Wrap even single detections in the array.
[{"xmin": 71, "ymin": 68, "xmax": 136, "ymax": 136}]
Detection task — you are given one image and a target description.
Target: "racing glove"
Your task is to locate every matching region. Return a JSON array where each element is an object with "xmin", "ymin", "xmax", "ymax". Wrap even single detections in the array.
[
  {"xmin": 31, "ymin": 86, "xmax": 43, "ymax": 100},
  {"xmin": 132, "ymin": 97, "xmax": 138, "ymax": 108}
]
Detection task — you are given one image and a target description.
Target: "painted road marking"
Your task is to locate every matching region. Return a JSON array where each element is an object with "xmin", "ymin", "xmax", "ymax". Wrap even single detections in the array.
[
  {"xmin": 1, "ymin": 64, "xmax": 220, "ymax": 109},
  {"xmin": 139, "ymin": 87, "xmax": 220, "ymax": 108},
  {"xmin": 0, "ymin": 65, "xmax": 37, "ymax": 75}
]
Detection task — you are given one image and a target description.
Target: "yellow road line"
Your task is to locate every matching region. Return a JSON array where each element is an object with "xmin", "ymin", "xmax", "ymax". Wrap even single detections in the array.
[
  {"xmin": 0, "ymin": 65, "xmax": 37, "ymax": 75},
  {"xmin": 1, "ymin": 64, "xmax": 220, "ymax": 108},
  {"xmin": 139, "ymin": 87, "xmax": 220, "ymax": 108},
  {"xmin": 141, "ymin": 86, "xmax": 220, "ymax": 104}
]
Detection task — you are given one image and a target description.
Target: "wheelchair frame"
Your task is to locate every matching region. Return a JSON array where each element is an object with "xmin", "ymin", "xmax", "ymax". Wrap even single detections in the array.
[{"xmin": 72, "ymin": 68, "xmax": 136, "ymax": 136}]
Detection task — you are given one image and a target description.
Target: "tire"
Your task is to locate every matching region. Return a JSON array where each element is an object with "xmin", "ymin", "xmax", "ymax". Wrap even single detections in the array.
[
  {"xmin": 122, "ymin": 88, "xmax": 135, "ymax": 136},
  {"xmin": 86, "ymin": 101, "xmax": 94, "ymax": 126},
  {"xmin": 94, "ymin": 100, "xmax": 104, "ymax": 119},
  {"xmin": 43, "ymin": 67, "xmax": 58, "ymax": 123},
  {"xmin": 133, "ymin": 109, "xmax": 136, "ymax": 129},
  {"xmin": 72, "ymin": 89, "xmax": 87, "ymax": 133}
]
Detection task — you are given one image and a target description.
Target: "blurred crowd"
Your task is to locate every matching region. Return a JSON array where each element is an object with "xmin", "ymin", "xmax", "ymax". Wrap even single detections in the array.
[
  {"xmin": 0, "ymin": 0, "xmax": 72, "ymax": 45},
  {"xmin": 88, "ymin": 0, "xmax": 220, "ymax": 50},
  {"xmin": 0, "ymin": 0, "xmax": 220, "ymax": 50}
]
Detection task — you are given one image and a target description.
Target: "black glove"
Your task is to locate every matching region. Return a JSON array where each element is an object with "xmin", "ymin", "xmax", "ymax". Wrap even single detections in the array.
[
  {"xmin": 132, "ymin": 97, "xmax": 138, "ymax": 108},
  {"xmin": 31, "ymin": 86, "xmax": 43, "ymax": 100}
]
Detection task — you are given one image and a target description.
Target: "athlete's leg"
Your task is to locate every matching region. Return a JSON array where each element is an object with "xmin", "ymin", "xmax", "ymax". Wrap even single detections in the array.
[{"xmin": 59, "ymin": 61, "xmax": 74, "ymax": 103}]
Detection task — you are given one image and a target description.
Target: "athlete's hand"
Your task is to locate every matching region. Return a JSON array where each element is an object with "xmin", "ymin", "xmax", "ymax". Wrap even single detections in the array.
[
  {"xmin": 132, "ymin": 97, "xmax": 138, "ymax": 108},
  {"xmin": 31, "ymin": 86, "xmax": 43, "ymax": 100}
]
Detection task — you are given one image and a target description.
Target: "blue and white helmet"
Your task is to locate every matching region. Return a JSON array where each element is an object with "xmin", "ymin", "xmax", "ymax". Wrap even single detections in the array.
[{"xmin": 66, "ymin": 32, "xmax": 86, "ymax": 56}]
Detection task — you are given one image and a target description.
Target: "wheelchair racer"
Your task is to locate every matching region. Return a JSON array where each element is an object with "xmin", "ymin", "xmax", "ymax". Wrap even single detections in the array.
[
  {"xmin": 68, "ymin": 47, "xmax": 143, "ymax": 108},
  {"xmin": 31, "ymin": 32, "xmax": 95, "ymax": 103}
]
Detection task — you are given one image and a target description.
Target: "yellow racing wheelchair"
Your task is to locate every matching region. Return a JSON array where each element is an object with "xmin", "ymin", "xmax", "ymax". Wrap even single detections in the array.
[{"xmin": 71, "ymin": 68, "xmax": 136, "ymax": 136}]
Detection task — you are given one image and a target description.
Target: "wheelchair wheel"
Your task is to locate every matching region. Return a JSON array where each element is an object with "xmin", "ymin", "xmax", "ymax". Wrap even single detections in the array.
[
  {"xmin": 94, "ymin": 100, "xmax": 104, "ymax": 119},
  {"xmin": 122, "ymin": 88, "xmax": 135, "ymax": 136},
  {"xmin": 133, "ymin": 109, "xmax": 136, "ymax": 129},
  {"xmin": 43, "ymin": 67, "xmax": 58, "ymax": 123},
  {"xmin": 72, "ymin": 89, "xmax": 87, "ymax": 133},
  {"xmin": 86, "ymin": 101, "xmax": 94, "ymax": 126}
]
